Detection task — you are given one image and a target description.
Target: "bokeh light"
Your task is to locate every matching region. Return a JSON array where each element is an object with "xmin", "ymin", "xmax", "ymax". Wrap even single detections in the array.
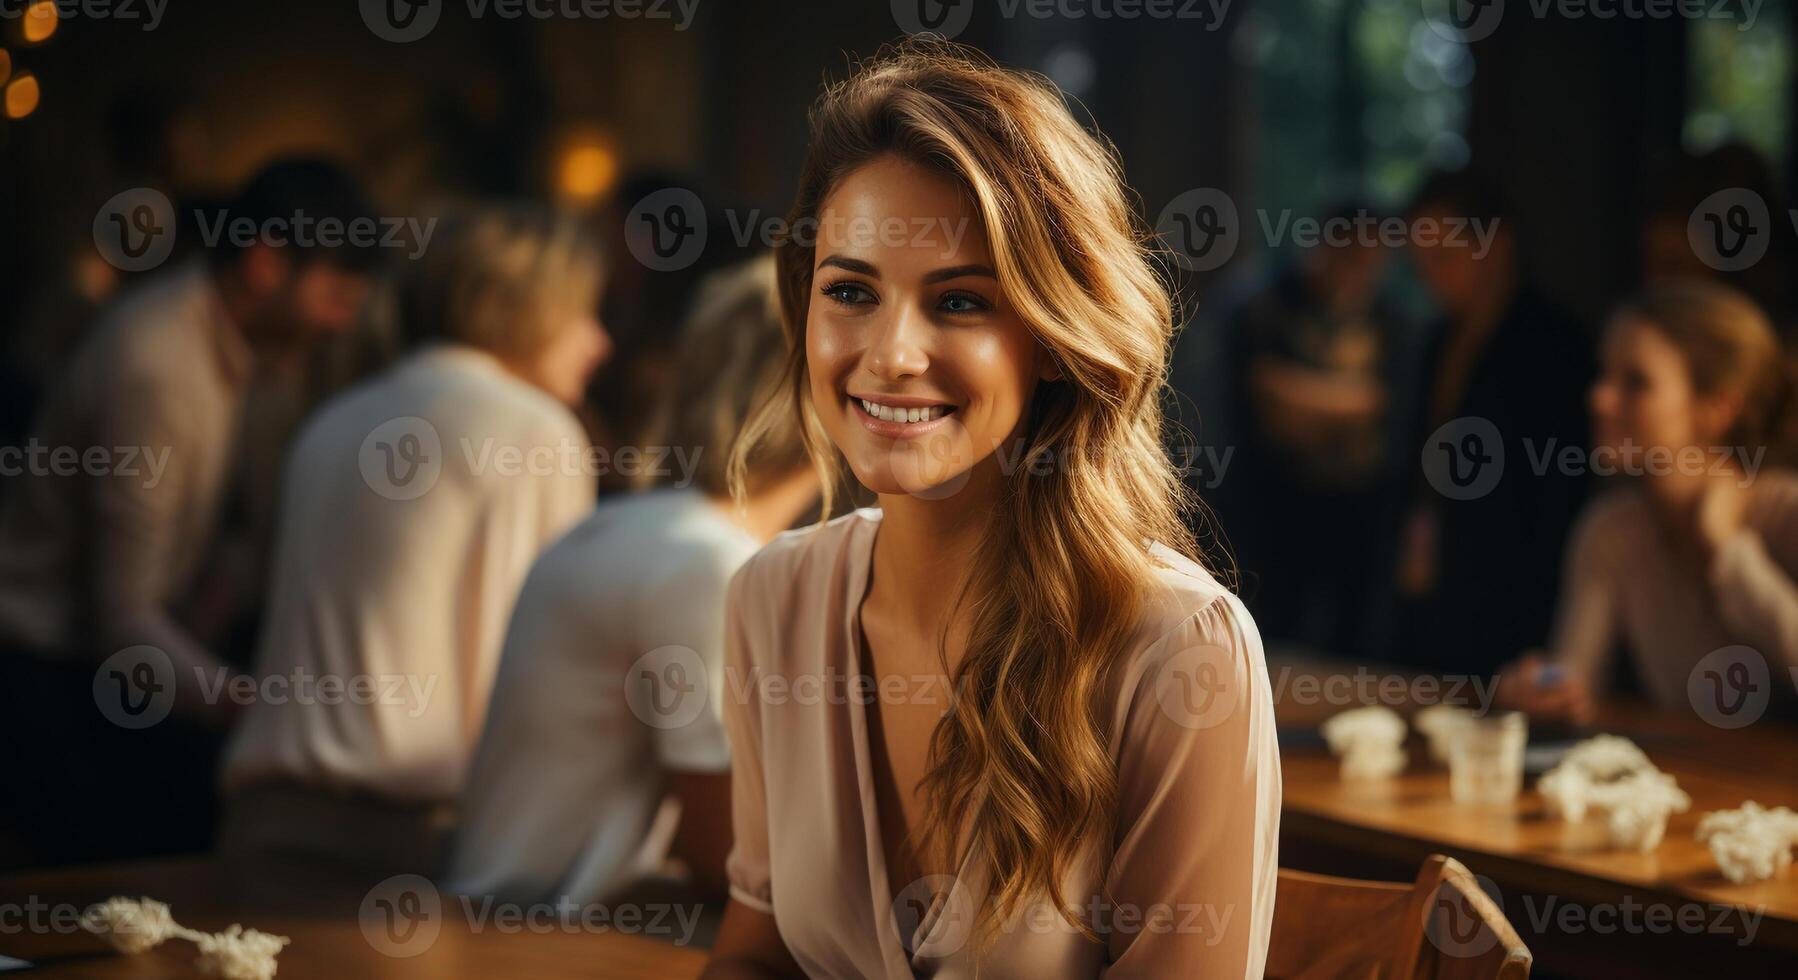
[
  {"xmin": 4, "ymin": 71, "xmax": 39, "ymax": 119},
  {"xmin": 554, "ymin": 132, "xmax": 618, "ymax": 207},
  {"xmin": 21, "ymin": 1, "xmax": 59, "ymax": 45}
]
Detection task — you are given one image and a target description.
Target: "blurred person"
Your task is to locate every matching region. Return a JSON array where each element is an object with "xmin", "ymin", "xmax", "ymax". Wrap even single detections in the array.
[
  {"xmin": 447, "ymin": 256, "xmax": 817, "ymax": 906},
  {"xmin": 1500, "ymin": 283, "xmax": 1798, "ymax": 722},
  {"xmin": 703, "ymin": 43, "xmax": 1278, "ymax": 978},
  {"xmin": 0, "ymin": 159, "xmax": 379, "ymax": 866},
  {"xmin": 1395, "ymin": 170, "xmax": 1595, "ymax": 679},
  {"xmin": 1223, "ymin": 206, "xmax": 1401, "ymax": 658},
  {"xmin": 218, "ymin": 206, "xmax": 609, "ymax": 875}
]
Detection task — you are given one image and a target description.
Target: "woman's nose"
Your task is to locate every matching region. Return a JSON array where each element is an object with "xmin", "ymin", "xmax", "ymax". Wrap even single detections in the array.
[{"xmin": 865, "ymin": 304, "xmax": 929, "ymax": 380}]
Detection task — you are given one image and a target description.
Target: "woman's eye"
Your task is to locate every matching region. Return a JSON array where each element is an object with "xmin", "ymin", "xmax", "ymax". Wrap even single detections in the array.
[
  {"xmin": 939, "ymin": 292, "xmax": 988, "ymax": 314},
  {"xmin": 821, "ymin": 281, "xmax": 875, "ymax": 306}
]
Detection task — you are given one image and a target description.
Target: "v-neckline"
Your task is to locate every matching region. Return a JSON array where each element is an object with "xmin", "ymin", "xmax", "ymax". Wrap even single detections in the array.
[{"xmin": 842, "ymin": 509, "xmax": 982, "ymax": 973}]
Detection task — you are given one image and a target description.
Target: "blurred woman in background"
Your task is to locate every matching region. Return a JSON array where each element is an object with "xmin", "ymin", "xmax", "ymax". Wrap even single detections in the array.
[
  {"xmin": 703, "ymin": 42, "xmax": 1279, "ymax": 979},
  {"xmin": 219, "ymin": 205, "xmax": 608, "ymax": 874},
  {"xmin": 1501, "ymin": 282, "xmax": 1798, "ymax": 722},
  {"xmin": 447, "ymin": 256, "xmax": 817, "ymax": 905}
]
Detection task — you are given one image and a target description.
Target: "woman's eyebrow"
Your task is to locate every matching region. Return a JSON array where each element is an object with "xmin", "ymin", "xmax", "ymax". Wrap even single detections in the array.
[
  {"xmin": 817, "ymin": 255, "xmax": 877, "ymax": 276},
  {"xmin": 924, "ymin": 264, "xmax": 997, "ymax": 284}
]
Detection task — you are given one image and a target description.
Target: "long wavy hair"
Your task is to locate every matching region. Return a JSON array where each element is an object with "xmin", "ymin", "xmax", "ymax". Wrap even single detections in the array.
[{"xmin": 730, "ymin": 39, "xmax": 1200, "ymax": 939}]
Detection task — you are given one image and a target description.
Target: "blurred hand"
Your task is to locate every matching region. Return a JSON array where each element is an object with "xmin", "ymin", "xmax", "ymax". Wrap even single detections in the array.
[
  {"xmin": 1495, "ymin": 652, "xmax": 1593, "ymax": 725},
  {"xmin": 1697, "ymin": 478, "xmax": 1752, "ymax": 558}
]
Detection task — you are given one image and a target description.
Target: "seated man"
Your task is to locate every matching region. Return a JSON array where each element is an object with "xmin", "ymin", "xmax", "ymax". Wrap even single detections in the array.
[{"xmin": 219, "ymin": 205, "xmax": 611, "ymax": 875}]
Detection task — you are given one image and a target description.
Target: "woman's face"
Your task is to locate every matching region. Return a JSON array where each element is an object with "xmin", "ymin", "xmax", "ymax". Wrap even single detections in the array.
[
  {"xmin": 525, "ymin": 305, "xmax": 612, "ymax": 406},
  {"xmin": 805, "ymin": 154, "xmax": 1049, "ymax": 498},
  {"xmin": 1589, "ymin": 316, "xmax": 1718, "ymax": 461}
]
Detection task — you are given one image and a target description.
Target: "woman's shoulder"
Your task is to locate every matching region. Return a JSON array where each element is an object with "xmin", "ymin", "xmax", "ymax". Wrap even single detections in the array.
[
  {"xmin": 1103, "ymin": 543, "xmax": 1274, "ymax": 756},
  {"xmin": 1569, "ymin": 483, "xmax": 1654, "ymax": 550},
  {"xmin": 728, "ymin": 507, "xmax": 878, "ymax": 611},
  {"xmin": 1134, "ymin": 543, "xmax": 1245, "ymax": 647},
  {"xmin": 1109, "ymin": 545, "xmax": 1262, "ymax": 700}
]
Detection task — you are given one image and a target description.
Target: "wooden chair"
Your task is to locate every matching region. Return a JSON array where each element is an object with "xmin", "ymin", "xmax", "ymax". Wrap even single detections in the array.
[{"xmin": 1267, "ymin": 855, "xmax": 1531, "ymax": 980}]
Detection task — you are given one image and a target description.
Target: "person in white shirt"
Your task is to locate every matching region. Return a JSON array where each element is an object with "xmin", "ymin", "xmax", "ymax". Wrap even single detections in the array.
[
  {"xmin": 447, "ymin": 256, "xmax": 818, "ymax": 904},
  {"xmin": 219, "ymin": 206, "xmax": 611, "ymax": 873}
]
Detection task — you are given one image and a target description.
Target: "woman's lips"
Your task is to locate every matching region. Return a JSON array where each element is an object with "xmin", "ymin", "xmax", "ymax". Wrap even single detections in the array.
[{"xmin": 850, "ymin": 395, "xmax": 957, "ymax": 439}]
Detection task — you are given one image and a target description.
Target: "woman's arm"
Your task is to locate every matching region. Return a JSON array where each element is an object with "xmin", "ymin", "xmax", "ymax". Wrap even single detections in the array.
[
  {"xmin": 1705, "ymin": 480, "xmax": 1798, "ymax": 673},
  {"xmin": 701, "ymin": 564, "xmax": 804, "ymax": 979},
  {"xmin": 1101, "ymin": 595, "xmax": 1280, "ymax": 978}
]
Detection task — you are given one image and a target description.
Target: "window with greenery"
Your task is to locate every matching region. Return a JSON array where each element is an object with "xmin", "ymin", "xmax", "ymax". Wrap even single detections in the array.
[
  {"xmin": 1685, "ymin": 2, "xmax": 1791, "ymax": 168},
  {"xmin": 1240, "ymin": 0, "xmax": 1473, "ymax": 244}
]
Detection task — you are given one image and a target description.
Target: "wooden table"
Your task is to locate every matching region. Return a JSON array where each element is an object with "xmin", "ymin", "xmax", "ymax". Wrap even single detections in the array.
[
  {"xmin": 0, "ymin": 857, "xmax": 708, "ymax": 978},
  {"xmin": 1280, "ymin": 699, "xmax": 1798, "ymax": 977}
]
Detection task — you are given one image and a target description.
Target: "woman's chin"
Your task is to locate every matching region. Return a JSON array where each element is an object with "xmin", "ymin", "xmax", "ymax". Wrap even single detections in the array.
[{"xmin": 846, "ymin": 459, "xmax": 977, "ymax": 502}]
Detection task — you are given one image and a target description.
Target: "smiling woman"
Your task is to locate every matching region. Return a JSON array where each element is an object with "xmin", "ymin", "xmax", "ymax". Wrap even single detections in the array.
[{"xmin": 707, "ymin": 39, "xmax": 1281, "ymax": 979}]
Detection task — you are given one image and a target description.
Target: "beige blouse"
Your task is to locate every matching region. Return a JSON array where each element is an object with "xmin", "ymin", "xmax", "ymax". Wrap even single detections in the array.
[
  {"xmin": 722, "ymin": 508, "xmax": 1281, "ymax": 978},
  {"xmin": 1551, "ymin": 469, "xmax": 1798, "ymax": 706}
]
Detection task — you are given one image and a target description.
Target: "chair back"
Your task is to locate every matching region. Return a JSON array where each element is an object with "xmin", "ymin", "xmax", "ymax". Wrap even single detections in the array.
[{"xmin": 1268, "ymin": 855, "xmax": 1531, "ymax": 980}]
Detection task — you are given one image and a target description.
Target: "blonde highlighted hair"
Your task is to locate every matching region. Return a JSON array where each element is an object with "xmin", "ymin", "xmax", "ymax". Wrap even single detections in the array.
[
  {"xmin": 399, "ymin": 204, "xmax": 602, "ymax": 362},
  {"xmin": 638, "ymin": 256, "xmax": 808, "ymax": 495},
  {"xmin": 1615, "ymin": 280, "xmax": 1795, "ymax": 458},
  {"xmin": 731, "ymin": 39, "xmax": 1200, "ymax": 940}
]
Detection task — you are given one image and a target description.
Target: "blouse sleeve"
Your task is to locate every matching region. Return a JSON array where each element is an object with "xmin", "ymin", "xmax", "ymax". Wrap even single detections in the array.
[
  {"xmin": 721, "ymin": 562, "xmax": 775, "ymax": 913},
  {"xmin": 1710, "ymin": 525, "xmax": 1798, "ymax": 674},
  {"xmin": 1102, "ymin": 594, "xmax": 1280, "ymax": 979},
  {"xmin": 1548, "ymin": 501, "xmax": 1623, "ymax": 688}
]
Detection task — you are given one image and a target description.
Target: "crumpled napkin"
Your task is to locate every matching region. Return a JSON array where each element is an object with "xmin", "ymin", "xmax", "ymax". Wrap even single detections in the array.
[
  {"xmin": 1696, "ymin": 802, "xmax": 1798, "ymax": 884},
  {"xmin": 1321, "ymin": 705, "xmax": 1408, "ymax": 780},
  {"xmin": 1537, "ymin": 735, "xmax": 1689, "ymax": 852},
  {"xmin": 81, "ymin": 896, "xmax": 290, "ymax": 980}
]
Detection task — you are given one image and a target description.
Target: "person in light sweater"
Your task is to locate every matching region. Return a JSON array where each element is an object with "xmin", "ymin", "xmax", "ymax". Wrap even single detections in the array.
[
  {"xmin": 1501, "ymin": 281, "xmax": 1798, "ymax": 722},
  {"xmin": 219, "ymin": 206, "xmax": 610, "ymax": 873},
  {"xmin": 447, "ymin": 256, "xmax": 818, "ymax": 905}
]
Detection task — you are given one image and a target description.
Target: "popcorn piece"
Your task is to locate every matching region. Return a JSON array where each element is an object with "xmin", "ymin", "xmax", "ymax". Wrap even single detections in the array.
[
  {"xmin": 1537, "ymin": 735, "xmax": 1688, "ymax": 851},
  {"xmin": 1414, "ymin": 704, "xmax": 1472, "ymax": 763},
  {"xmin": 193, "ymin": 924, "xmax": 291, "ymax": 980},
  {"xmin": 1696, "ymin": 802, "xmax": 1798, "ymax": 884},
  {"xmin": 81, "ymin": 897, "xmax": 179, "ymax": 955},
  {"xmin": 1321, "ymin": 706, "xmax": 1408, "ymax": 781}
]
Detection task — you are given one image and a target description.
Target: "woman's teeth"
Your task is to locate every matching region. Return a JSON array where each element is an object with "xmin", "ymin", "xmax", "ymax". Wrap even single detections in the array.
[{"xmin": 858, "ymin": 398, "xmax": 950, "ymax": 424}]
